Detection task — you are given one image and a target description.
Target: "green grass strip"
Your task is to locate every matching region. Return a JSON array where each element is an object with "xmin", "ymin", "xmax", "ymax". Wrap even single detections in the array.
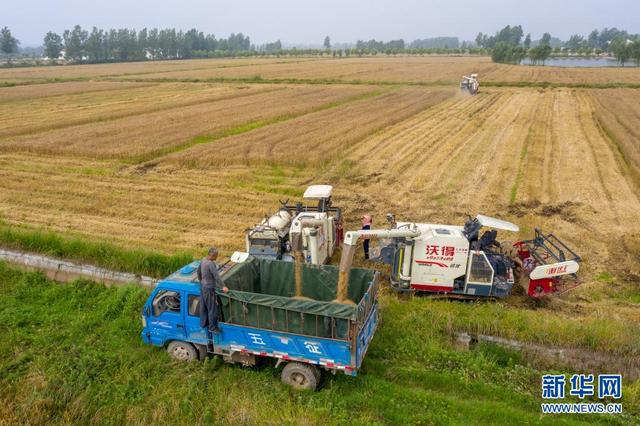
[
  {"xmin": 509, "ymin": 122, "xmax": 533, "ymax": 205},
  {"xmin": 6, "ymin": 73, "xmax": 640, "ymax": 90},
  {"xmin": 114, "ymin": 75, "xmax": 640, "ymax": 90},
  {"xmin": 0, "ymin": 222, "xmax": 192, "ymax": 278}
]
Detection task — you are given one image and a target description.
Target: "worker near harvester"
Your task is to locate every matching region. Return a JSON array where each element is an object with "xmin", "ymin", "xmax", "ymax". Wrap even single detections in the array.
[
  {"xmin": 362, "ymin": 215, "xmax": 372, "ymax": 259},
  {"xmin": 197, "ymin": 247, "xmax": 228, "ymax": 333}
]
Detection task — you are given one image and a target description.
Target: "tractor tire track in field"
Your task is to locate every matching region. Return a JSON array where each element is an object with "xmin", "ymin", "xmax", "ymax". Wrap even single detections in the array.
[
  {"xmin": 509, "ymin": 90, "xmax": 555, "ymax": 205},
  {"xmin": 340, "ymin": 91, "xmax": 503, "ymax": 188},
  {"xmin": 449, "ymin": 91, "xmax": 534, "ymax": 210}
]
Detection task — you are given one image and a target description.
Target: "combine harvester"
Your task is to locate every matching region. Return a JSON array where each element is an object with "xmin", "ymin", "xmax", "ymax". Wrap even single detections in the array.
[
  {"xmin": 460, "ymin": 73, "xmax": 479, "ymax": 95},
  {"xmin": 245, "ymin": 185, "xmax": 342, "ymax": 265},
  {"xmin": 339, "ymin": 214, "xmax": 581, "ymax": 299}
]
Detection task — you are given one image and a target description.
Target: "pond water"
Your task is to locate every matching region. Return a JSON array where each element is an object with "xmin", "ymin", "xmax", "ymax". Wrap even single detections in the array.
[{"xmin": 520, "ymin": 57, "xmax": 639, "ymax": 68}]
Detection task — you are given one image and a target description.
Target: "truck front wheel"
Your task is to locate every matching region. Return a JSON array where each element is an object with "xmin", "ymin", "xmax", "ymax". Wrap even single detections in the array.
[
  {"xmin": 167, "ymin": 341, "xmax": 198, "ymax": 362},
  {"xmin": 281, "ymin": 362, "xmax": 319, "ymax": 390}
]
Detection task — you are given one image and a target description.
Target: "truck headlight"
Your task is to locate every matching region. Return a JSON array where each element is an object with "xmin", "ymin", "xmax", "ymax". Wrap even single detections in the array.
[{"xmin": 141, "ymin": 315, "xmax": 147, "ymax": 328}]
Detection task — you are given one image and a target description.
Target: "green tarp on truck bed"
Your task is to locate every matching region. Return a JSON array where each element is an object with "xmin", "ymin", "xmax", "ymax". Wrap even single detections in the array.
[{"xmin": 218, "ymin": 257, "xmax": 377, "ymax": 340}]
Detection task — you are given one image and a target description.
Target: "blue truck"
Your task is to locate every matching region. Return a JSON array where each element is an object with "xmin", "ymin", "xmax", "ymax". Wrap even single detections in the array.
[{"xmin": 141, "ymin": 253, "xmax": 380, "ymax": 390}]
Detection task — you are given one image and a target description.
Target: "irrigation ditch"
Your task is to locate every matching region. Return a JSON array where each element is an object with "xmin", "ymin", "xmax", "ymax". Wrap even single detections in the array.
[
  {"xmin": 0, "ymin": 248, "xmax": 156, "ymax": 288},
  {"xmin": 455, "ymin": 332, "xmax": 640, "ymax": 381}
]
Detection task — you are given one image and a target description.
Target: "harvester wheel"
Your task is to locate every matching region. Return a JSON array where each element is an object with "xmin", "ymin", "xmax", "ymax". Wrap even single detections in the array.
[
  {"xmin": 281, "ymin": 362, "xmax": 319, "ymax": 390},
  {"xmin": 167, "ymin": 341, "xmax": 198, "ymax": 362}
]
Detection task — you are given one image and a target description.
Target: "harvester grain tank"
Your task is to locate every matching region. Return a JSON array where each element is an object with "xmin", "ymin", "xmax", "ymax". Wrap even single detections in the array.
[{"xmin": 460, "ymin": 73, "xmax": 479, "ymax": 95}]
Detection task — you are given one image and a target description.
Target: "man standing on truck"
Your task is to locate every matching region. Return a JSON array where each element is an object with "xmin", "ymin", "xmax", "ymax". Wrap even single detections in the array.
[{"xmin": 197, "ymin": 247, "xmax": 227, "ymax": 333}]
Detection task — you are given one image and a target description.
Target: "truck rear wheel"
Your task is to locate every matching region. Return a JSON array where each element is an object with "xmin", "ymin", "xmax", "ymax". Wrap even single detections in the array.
[
  {"xmin": 167, "ymin": 341, "xmax": 198, "ymax": 362},
  {"xmin": 281, "ymin": 362, "xmax": 319, "ymax": 390}
]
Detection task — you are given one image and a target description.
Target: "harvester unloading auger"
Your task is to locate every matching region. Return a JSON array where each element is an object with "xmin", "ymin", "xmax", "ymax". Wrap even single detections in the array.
[{"xmin": 335, "ymin": 214, "xmax": 581, "ymax": 300}]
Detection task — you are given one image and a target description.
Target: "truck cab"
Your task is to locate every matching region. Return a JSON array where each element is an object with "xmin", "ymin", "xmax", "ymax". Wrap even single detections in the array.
[{"xmin": 142, "ymin": 280, "xmax": 207, "ymax": 352}]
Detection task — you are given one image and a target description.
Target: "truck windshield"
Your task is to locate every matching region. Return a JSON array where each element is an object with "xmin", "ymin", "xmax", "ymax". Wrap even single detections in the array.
[{"xmin": 152, "ymin": 290, "xmax": 181, "ymax": 316}]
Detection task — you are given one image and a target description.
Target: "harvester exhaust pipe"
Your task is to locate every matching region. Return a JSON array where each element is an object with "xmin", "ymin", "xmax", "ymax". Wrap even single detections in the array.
[{"xmin": 290, "ymin": 219, "xmax": 325, "ymax": 298}]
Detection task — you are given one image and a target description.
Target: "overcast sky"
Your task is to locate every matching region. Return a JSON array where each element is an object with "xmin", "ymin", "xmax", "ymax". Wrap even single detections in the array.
[{"xmin": 5, "ymin": 0, "xmax": 640, "ymax": 46}]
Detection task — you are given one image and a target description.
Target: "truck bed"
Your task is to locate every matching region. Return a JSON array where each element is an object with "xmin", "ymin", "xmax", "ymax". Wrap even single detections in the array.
[{"xmin": 216, "ymin": 257, "xmax": 379, "ymax": 372}]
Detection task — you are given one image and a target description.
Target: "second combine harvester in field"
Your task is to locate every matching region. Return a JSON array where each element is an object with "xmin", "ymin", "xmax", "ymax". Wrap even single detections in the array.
[
  {"xmin": 338, "ymin": 214, "xmax": 581, "ymax": 299},
  {"xmin": 460, "ymin": 73, "xmax": 480, "ymax": 95}
]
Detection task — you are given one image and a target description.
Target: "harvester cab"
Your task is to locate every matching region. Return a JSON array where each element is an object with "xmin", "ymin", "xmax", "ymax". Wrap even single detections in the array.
[
  {"xmin": 245, "ymin": 185, "xmax": 343, "ymax": 265},
  {"xmin": 513, "ymin": 229, "xmax": 582, "ymax": 297},
  {"xmin": 460, "ymin": 73, "xmax": 479, "ymax": 95}
]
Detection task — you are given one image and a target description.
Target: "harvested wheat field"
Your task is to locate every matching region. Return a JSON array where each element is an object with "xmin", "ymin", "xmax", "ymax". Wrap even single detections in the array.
[
  {"xmin": 0, "ymin": 154, "xmax": 312, "ymax": 253},
  {"xmin": 0, "ymin": 82, "xmax": 272, "ymax": 137},
  {"xmin": 0, "ymin": 80, "xmax": 153, "ymax": 102},
  {"xmin": 4, "ymin": 56, "xmax": 640, "ymax": 88},
  {"xmin": 0, "ymin": 84, "xmax": 375, "ymax": 159},
  {"xmin": 0, "ymin": 83, "xmax": 637, "ymax": 285},
  {"xmin": 1, "ymin": 56, "xmax": 640, "ymax": 422},
  {"xmin": 106, "ymin": 55, "xmax": 640, "ymax": 86},
  {"xmin": 589, "ymin": 88, "xmax": 640, "ymax": 187},
  {"xmin": 165, "ymin": 87, "xmax": 455, "ymax": 167},
  {"xmin": 330, "ymin": 88, "xmax": 640, "ymax": 281},
  {"xmin": 0, "ymin": 57, "xmax": 317, "ymax": 85}
]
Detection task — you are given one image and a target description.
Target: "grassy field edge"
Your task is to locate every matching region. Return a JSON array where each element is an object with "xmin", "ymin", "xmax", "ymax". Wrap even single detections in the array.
[{"xmin": 0, "ymin": 221, "xmax": 192, "ymax": 278}]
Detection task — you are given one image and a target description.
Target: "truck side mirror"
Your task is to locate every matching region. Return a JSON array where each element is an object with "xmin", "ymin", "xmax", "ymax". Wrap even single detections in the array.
[{"xmin": 144, "ymin": 306, "xmax": 150, "ymax": 317}]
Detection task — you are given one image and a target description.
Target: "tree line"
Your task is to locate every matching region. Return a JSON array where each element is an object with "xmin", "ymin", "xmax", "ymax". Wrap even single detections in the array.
[
  {"xmin": 1, "ymin": 25, "xmax": 485, "ymax": 66},
  {"xmin": 0, "ymin": 27, "xmax": 20, "ymax": 55},
  {"xmin": 478, "ymin": 25, "xmax": 640, "ymax": 66},
  {"xmin": 4, "ymin": 23, "xmax": 639, "ymax": 67},
  {"xmin": 40, "ymin": 25, "xmax": 252, "ymax": 62}
]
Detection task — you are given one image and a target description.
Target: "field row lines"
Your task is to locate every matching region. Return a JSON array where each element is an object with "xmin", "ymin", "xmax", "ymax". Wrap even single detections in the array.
[
  {"xmin": 134, "ymin": 88, "xmax": 388, "ymax": 165},
  {"xmin": 0, "ymin": 85, "xmax": 285, "ymax": 138}
]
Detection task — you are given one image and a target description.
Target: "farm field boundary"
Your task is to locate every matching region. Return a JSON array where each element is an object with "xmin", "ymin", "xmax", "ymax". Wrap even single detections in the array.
[
  {"xmin": 4, "ymin": 75, "xmax": 640, "ymax": 91},
  {"xmin": 115, "ymin": 75, "xmax": 640, "ymax": 90}
]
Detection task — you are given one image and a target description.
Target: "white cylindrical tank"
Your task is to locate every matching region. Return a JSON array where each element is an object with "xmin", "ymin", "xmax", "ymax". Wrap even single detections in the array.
[
  {"xmin": 400, "ymin": 244, "xmax": 413, "ymax": 287},
  {"xmin": 260, "ymin": 210, "xmax": 292, "ymax": 231}
]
